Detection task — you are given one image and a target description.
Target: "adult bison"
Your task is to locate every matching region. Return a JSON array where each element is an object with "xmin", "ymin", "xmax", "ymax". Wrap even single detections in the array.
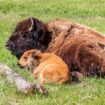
[{"xmin": 6, "ymin": 18, "xmax": 105, "ymax": 77}]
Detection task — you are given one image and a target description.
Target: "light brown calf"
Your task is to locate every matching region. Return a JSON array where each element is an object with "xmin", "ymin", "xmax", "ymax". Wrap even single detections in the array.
[{"xmin": 18, "ymin": 49, "xmax": 71, "ymax": 84}]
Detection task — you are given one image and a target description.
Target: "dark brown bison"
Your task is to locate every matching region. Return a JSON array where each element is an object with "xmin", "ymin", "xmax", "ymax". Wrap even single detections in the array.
[
  {"xmin": 6, "ymin": 17, "xmax": 51, "ymax": 59},
  {"xmin": 6, "ymin": 18, "xmax": 105, "ymax": 77}
]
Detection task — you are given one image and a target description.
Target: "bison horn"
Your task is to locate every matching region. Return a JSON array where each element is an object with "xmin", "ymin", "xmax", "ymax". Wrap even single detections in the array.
[{"xmin": 29, "ymin": 17, "xmax": 34, "ymax": 31}]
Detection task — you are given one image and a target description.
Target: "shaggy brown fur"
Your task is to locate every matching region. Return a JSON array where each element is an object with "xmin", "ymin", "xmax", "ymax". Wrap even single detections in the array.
[
  {"xmin": 18, "ymin": 49, "xmax": 71, "ymax": 84},
  {"xmin": 46, "ymin": 19, "xmax": 105, "ymax": 76},
  {"xmin": 46, "ymin": 19, "xmax": 105, "ymax": 44}
]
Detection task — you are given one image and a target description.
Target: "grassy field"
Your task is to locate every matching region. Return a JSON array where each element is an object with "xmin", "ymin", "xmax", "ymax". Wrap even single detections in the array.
[{"xmin": 1, "ymin": 0, "xmax": 105, "ymax": 105}]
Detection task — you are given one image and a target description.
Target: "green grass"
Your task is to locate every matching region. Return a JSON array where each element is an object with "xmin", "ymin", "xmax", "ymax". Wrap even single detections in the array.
[{"xmin": 0, "ymin": 0, "xmax": 105, "ymax": 105}]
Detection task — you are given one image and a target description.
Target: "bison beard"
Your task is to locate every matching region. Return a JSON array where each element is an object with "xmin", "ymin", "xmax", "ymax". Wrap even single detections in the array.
[{"xmin": 6, "ymin": 18, "xmax": 105, "ymax": 77}]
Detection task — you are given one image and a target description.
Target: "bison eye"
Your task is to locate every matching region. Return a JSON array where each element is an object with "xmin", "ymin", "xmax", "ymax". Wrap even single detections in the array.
[{"xmin": 23, "ymin": 34, "xmax": 27, "ymax": 38}]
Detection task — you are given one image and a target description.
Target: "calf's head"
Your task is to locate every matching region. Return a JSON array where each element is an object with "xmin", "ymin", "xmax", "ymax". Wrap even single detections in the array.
[
  {"xmin": 18, "ymin": 49, "xmax": 42, "ymax": 71},
  {"xmin": 6, "ymin": 17, "xmax": 51, "ymax": 59}
]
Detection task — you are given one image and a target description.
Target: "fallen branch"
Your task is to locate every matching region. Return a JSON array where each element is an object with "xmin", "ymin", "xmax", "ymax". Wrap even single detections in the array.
[{"xmin": 0, "ymin": 63, "xmax": 47, "ymax": 95}]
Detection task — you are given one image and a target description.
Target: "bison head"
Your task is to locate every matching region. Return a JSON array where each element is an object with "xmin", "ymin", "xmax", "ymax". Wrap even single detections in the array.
[{"xmin": 6, "ymin": 17, "xmax": 51, "ymax": 59}]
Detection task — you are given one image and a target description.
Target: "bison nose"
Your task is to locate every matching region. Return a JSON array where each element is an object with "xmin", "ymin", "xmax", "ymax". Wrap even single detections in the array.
[
  {"xmin": 5, "ymin": 41, "xmax": 15, "ymax": 51},
  {"xmin": 5, "ymin": 43, "xmax": 13, "ymax": 51},
  {"xmin": 5, "ymin": 43, "xmax": 10, "ymax": 49},
  {"xmin": 17, "ymin": 63, "xmax": 23, "ymax": 68}
]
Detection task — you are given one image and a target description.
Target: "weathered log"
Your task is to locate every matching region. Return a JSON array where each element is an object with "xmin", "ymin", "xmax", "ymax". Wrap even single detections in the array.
[{"xmin": 0, "ymin": 63, "xmax": 47, "ymax": 95}]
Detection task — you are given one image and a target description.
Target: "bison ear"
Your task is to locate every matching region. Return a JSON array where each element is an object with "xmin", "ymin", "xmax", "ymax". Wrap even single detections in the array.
[{"xmin": 29, "ymin": 18, "xmax": 34, "ymax": 31}]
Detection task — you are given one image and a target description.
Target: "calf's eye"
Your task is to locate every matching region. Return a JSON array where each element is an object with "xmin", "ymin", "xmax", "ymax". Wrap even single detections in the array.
[{"xmin": 24, "ymin": 57, "xmax": 27, "ymax": 60}]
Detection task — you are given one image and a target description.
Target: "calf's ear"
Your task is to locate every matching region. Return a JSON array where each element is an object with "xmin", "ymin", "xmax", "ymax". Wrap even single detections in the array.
[
  {"xmin": 31, "ymin": 52, "xmax": 36, "ymax": 59},
  {"xmin": 31, "ymin": 50, "xmax": 42, "ymax": 59}
]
